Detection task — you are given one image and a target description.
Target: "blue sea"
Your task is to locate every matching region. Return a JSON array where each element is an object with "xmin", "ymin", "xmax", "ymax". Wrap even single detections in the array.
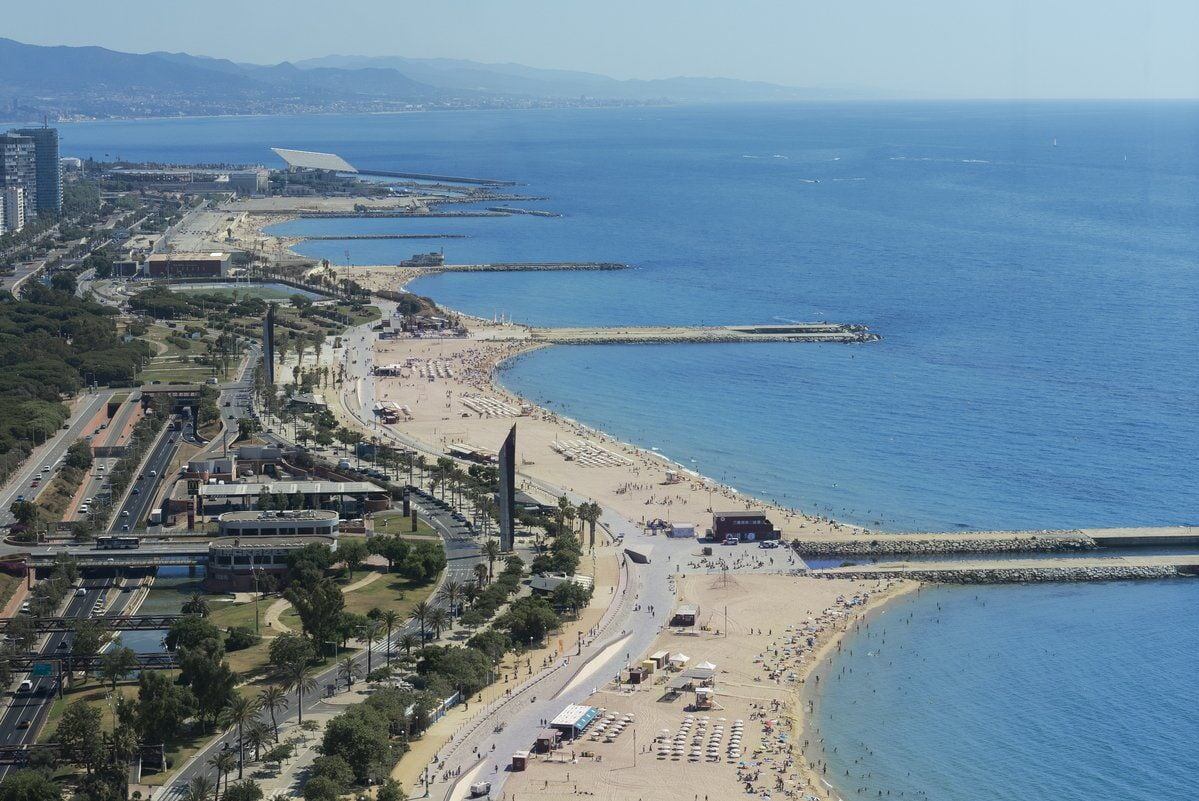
[
  {"xmin": 814, "ymin": 582, "xmax": 1199, "ymax": 801},
  {"xmin": 57, "ymin": 103, "xmax": 1198, "ymax": 799}
]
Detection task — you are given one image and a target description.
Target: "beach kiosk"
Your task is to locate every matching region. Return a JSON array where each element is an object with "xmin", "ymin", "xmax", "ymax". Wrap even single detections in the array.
[
  {"xmin": 511, "ymin": 751, "xmax": 530, "ymax": 771},
  {"xmin": 668, "ymin": 522, "xmax": 697, "ymax": 538},
  {"xmin": 671, "ymin": 604, "xmax": 699, "ymax": 627},
  {"xmin": 550, "ymin": 704, "xmax": 599, "ymax": 740},
  {"xmin": 648, "ymin": 650, "xmax": 670, "ymax": 670}
]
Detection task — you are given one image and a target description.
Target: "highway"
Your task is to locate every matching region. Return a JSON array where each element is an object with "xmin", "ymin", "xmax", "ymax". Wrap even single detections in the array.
[
  {"xmin": 110, "ymin": 425, "xmax": 182, "ymax": 532},
  {"xmin": 0, "ymin": 574, "xmax": 146, "ymax": 776},
  {"xmin": 0, "ymin": 391, "xmax": 113, "ymax": 529}
]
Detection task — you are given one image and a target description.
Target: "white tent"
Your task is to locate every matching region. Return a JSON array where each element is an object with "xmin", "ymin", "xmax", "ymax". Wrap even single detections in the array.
[
  {"xmin": 669, "ymin": 653, "xmax": 691, "ymax": 667},
  {"xmin": 695, "ymin": 661, "xmax": 717, "ymax": 671}
]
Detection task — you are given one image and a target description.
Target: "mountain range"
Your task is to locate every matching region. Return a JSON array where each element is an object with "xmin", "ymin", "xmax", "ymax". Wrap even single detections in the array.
[{"xmin": 0, "ymin": 37, "xmax": 858, "ymax": 121}]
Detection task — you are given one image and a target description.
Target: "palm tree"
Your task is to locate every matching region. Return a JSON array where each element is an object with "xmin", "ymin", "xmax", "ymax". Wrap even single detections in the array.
[
  {"xmin": 183, "ymin": 774, "xmax": 214, "ymax": 801},
  {"xmin": 257, "ymin": 684, "xmax": 289, "ymax": 742},
  {"xmin": 379, "ymin": 610, "xmax": 400, "ymax": 667},
  {"xmin": 364, "ymin": 620, "xmax": 383, "ymax": 676},
  {"xmin": 337, "ymin": 657, "xmax": 362, "ymax": 690},
  {"xmin": 483, "ymin": 539, "xmax": 501, "ymax": 580},
  {"xmin": 217, "ymin": 693, "xmax": 261, "ymax": 779},
  {"xmin": 472, "ymin": 562, "xmax": 489, "ymax": 588},
  {"xmin": 282, "ymin": 663, "xmax": 318, "ymax": 725},
  {"xmin": 182, "ymin": 594, "xmax": 211, "ymax": 617},
  {"xmin": 245, "ymin": 721, "xmax": 273, "ymax": 763},
  {"xmin": 208, "ymin": 750, "xmax": 237, "ymax": 801},
  {"xmin": 438, "ymin": 580, "xmax": 464, "ymax": 618},
  {"xmin": 398, "ymin": 633, "xmax": 419, "ymax": 659},
  {"xmin": 578, "ymin": 502, "xmax": 602, "ymax": 549},
  {"xmin": 428, "ymin": 607, "xmax": 450, "ymax": 639},
  {"xmin": 556, "ymin": 495, "xmax": 574, "ymax": 538},
  {"xmin": 409, "ymin": 600, "xmax": 432, "ymax": 646}
]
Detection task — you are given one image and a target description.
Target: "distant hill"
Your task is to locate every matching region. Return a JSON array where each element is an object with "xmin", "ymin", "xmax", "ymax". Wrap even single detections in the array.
[
  {"xmin": 294, "ymin": 54, "xmax": 847, "ymax": 102},
  {"xmin": 0, "ymin": 37, "xmax": 861, "ymax": 121}
]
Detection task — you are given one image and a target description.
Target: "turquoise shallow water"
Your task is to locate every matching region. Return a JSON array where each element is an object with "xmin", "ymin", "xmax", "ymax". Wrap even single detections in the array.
[{"xmin": 813, "ymin": 581, "xmax": 1199, "ymax": 801}]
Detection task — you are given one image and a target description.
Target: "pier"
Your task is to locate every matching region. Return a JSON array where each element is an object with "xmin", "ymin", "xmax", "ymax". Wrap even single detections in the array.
[
  {"xmin": 528, "ymin": 322, "xmax": 879, "ymax": 345},
  {"xmin": 299, "ymin": 234, "xmax": 468, "ymax": 241},
  {"xmin": 429, "ymin": 261, "xmax": 626, "ymax": 274},
  {"xmin": 355, "ymin": 168, "xmax": 518, "ymax": 186},
  {"xmin": 808, "ymin": 554, "xmax": 1199, "ymax": 583},
  {"xmin": 297, "ymin": 210, "xmax": 509, "ymax": 219}
]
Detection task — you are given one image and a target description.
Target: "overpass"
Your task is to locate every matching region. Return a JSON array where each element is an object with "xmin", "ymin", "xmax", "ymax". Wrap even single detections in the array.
[
  {"xmin": 26, "ymin": 543, "xmax": 210, "ymax": 570},
  {"xmin": 0, "ymin": 614, "xmax": 184, "ymax": 634},
  {"xmin": 6, "ymin": 652, "xmax": 178, "ymax": 672}
]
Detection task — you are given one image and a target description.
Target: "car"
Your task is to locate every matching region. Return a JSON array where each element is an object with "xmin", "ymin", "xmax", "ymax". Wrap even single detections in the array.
[
  {"xmin": 121, "ymin": 524, "xmax": 130, "ymax": 531},
  {"xmin": 132, "ymin": 488, "xmax": 140, "ymax": 495},
  {"xmin": 56, "ymin": 641, "xmax": 68, "ymax": 650},
  {"xmin": 17, "ymin": 680, "xmax": 32, "ymax": 693},
  {"xmin": 15, "ymin": 720, "xmax": 30, "ymax": 730},
  {"xmin": 85, "ymin": 497, "xmax": 93, "ymax": 504},
  {"xmin": 14, "ymin": 495, "xmax": 23, "ymax": 502},
  {"xmin": 121, "ymin": 510, "xmax": 130, "ymax": 517},
  {"xmin": 149, "ymin": 470, "xmax": 157, "ymax": 477},
  {"xmin": 75, "ymin": 588, "xmax": 86, "ymax": 597}
]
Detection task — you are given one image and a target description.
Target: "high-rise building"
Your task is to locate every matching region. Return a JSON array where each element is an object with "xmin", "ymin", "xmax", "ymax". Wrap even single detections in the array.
[
  {"xmin": 2, "ymin": 186, "xmax": 25, "ymax": 234},
  {"xmin": 0, "ymin": 134, "xmax": 36, "ymax": 225},
  {"xmin": 497, "ymin": 424, "xmax": 517, "ymax": 551},
  {"xmin": 12, "ymin": 127, "xmax": 61, "ymax": 216}
]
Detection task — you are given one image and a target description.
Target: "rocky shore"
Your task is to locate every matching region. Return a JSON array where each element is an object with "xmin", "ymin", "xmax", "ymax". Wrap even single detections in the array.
[
  {"xmin": 789, "ymin": 531, "xmax": 1097, "ymax": 556},
  {"xmin": 809, "ymin": 564, "xmax": 1184, "ymax": 583}
]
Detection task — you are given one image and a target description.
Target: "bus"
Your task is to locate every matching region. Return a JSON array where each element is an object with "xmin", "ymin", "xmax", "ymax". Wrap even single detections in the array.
[{"xmin": 96, "ymin": 535, "xmax": 141, "ymax": 550}]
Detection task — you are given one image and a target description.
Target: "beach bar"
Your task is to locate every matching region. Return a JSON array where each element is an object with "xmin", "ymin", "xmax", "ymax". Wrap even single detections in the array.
[{"xmin": 550, "ymin": 704, "xmax": 599, "ymax": 740}]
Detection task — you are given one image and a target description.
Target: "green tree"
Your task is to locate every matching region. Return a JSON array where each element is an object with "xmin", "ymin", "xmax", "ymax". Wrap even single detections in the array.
[
  {"xmin": 136, "ymin": 669, "xmax": 195, "ymax": 746},
  {"xmin": 319, "ymin": 704, "xmax": 391, "ymax": 782},
  {"xmin": 208, "ymin": 750, "xmax": 237, "ymax": 801},
  {"xmin": 300, "ymin": 776, "xmax": 338, "ymax": 801},
  {"xmin": 338, "ymin": 539, "xmax": 369, "ymax": 580},
  {"xmin": 0, "ymin": 770, "xmax": 61, "ymax": 801},
  {"xmin": 267, "ymin": 632, "xmax": 315, "ymax": 673},
  {"xmin": 286, "ymin": 578, "xmax": 345, "ymax": 657},
  {"xmin": 499, "ymin": 596, "xmax": 561, "ymax": 646},
  {"xmin": 68, "ymin": 618, "xmax": 108, "ymax": 681},
  {"xmin": 182, "ymin": 775, "xmax": 214, "ymax": 801},
  {"xmin": 54, "ymin": 701, "xmax": 104, "ymax": 774},
  {"xmin": 377, "ymin": 778, "xmax": 407, "ymax": 801},
  {"xmin": 483, "ymin": 539, "xmax": 501, "ymax": 580},
  {"xmin": 99, "ymin": 646, "xmax": 139, "ymax": 690},
  {"xmin": 310, "ymin": 755, "xmax": 354, "ymax": 786},
  {"xmin": 182, "ymin": 594, "xmax": 212, "ymax": 616}
]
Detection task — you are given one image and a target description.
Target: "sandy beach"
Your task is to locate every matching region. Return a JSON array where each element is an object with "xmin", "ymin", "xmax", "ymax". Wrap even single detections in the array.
[{"xmin": 497, "ymin": 569, "xmax": 910, "ymax": 801}]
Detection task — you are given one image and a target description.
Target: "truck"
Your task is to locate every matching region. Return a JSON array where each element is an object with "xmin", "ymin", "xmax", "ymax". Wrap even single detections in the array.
[{"xmin": 148, "ymin": 509, "xmax": 163, "ymax": 526}]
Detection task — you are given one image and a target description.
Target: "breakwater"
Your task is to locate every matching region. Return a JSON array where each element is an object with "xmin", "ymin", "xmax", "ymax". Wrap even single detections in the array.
[
  {"xmin": 432, "ymin": 261, "xmax": 626, "ymax": 273},
  {"xmin": 297, "ymin": 210, "xmax": 509, "ymax": 219},
  {"xmin": 486, "ymin": 207, "xmax": 561, "ymax": 217},
  {"xmin": 300, "ymin": 234, "xmax": 468, "ymax": 241},
  {"xmin": 355, "ymin": 168, "xmax": 517, "ymax": 186},
  {"xmin": 810, "ymin": 563, "xmax": 1186, "ymax": 583},
  {"xmin": 790, "ymin": 531, "xmax": 1096, "ymax": 555},
  {"xmin": 529, "ymin": 322, "xmax": 879, "ymax": 345}
]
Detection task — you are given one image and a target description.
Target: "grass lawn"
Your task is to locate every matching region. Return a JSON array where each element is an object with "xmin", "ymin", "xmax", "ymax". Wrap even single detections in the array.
[
  {"xmin": 372, "ymin": 512, "xmax": 439, "ymax": 538},
  {"xmin": 38, "ymin": 682, "xmax": 137, "ymax": 744},
  {"xmin": 0, "ymin": 573, "xmax": 20, "ymax": 611}
]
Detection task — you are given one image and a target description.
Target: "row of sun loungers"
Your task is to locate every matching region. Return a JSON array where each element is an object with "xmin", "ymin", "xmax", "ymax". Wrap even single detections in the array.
[{"xmin": 551, "ymin": 439, "xmax": 634, "ymax": 467}]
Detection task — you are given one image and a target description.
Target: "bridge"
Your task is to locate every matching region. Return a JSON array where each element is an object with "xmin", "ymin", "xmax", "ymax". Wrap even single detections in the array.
[
  {"xmin": 8, "ymin": 652, "xmax": 178, "ymax": 671},
  {"xmin": 0, "ymin": 614, "xmax": 185, "ymax": 633},
  {"xmin": 26, "ymin": 544, "xmax": 210, "ymax": 570}
]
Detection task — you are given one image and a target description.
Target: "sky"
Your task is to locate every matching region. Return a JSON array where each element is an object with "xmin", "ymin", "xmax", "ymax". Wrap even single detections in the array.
[{"xmin": 7, "ymin": 0, "xmax": 1199, "ymax": 98}]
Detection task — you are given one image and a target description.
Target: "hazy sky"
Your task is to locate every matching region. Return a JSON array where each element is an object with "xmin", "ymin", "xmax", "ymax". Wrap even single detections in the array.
[{"xmin": 8, "ymin": 0, "xmax": 1199, "ymax": 98}]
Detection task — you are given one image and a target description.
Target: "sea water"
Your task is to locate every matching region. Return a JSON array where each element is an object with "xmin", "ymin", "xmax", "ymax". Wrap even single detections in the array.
[
  {"xmin": 814, "ymin": 581, "xmax": 1199, "ymax": 801},
  {"xmin": 55, "ymin": 104, "xmax": 1198, "ymax": 796}
]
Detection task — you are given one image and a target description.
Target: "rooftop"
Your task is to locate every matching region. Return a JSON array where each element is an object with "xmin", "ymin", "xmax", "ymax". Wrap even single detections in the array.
[
  {"xmin": 199, "ymin": 480, "xmax": 384, "ymax": 497},
  {"xmin": 146, "ymin": 251, "xmax": 230, "ymax": 261},
  {"xmin": 211, "ymin": 535, "xmax": 336, "ymax": 549},
  {"xmin": 219, "ymin": 509, "xmax": 340, "ymax": 522},
  {"xmin": 271, "ymin": 148, "xmax": 357, "ymax": 173}
]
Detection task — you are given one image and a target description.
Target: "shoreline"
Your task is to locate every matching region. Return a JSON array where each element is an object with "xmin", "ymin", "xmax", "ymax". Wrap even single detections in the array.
[{"xmin": 794, "ymin": 580, "xmax": 922, "ymax": 801}]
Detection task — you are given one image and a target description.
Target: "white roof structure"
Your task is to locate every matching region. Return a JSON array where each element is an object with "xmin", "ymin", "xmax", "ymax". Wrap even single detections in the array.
[
  {"xmin": 198, "ymin": 481, "xmax": 383, "ymax": 497},
  {"xmin": 271, "ymin": 148, "xmax": 357, "ymax": 173}
]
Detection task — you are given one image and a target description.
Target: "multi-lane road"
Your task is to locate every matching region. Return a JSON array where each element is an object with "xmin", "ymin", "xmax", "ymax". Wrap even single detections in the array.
[
  {"xmin": 0, "ymin": 390, "xmax": 114, "ymax": 530},
  {"xmin": 0, "ymin": 574, "xmax": 146, "ymax": 776}
]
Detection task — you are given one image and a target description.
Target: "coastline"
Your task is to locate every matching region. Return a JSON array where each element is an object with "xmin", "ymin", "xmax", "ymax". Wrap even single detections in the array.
[{"xmin": 794, "ymin": 580, "xmax": 922, "ymax": 801}]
